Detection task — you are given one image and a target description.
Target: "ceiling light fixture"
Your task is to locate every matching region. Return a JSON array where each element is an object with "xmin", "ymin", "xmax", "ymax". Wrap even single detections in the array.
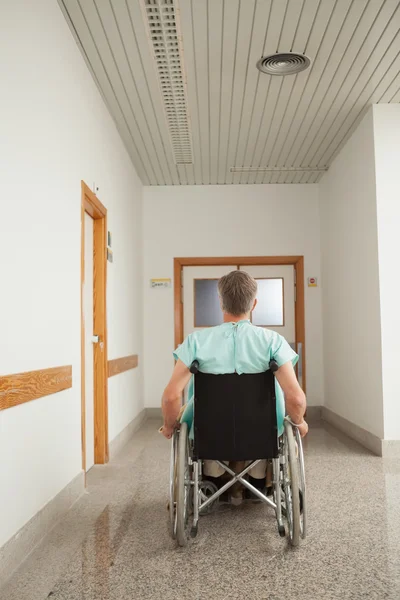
[
  {"xmin": 230, "ymin": 166, "xmax": 328, "ymax": 173},
  {"xmin": 141, "ymin": 0, "xmax": 193, "ymax": 165}
]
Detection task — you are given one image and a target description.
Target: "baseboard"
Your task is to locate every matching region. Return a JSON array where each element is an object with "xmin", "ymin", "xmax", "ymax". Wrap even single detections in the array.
[
  {"xmin": 381, "ymin": 440, "xmax": 400, "ymax": 458},
  {"xmin": 306, "ymin": 405, "xmax": 322, "ymax": 423},
  {"xmin": 321, "ymin": 406, "xmax": 383, "ymax": 456},
  {"xmin": 145, "ymin": 407, "xmax": 162, "ymax": 419},
  {"xmin": 0, "ymin": 471, "xmax": 84, "ymax": 584},
  {"xmin": 108, "ymin": 408, "xmax": 147, "ymax": 461}
]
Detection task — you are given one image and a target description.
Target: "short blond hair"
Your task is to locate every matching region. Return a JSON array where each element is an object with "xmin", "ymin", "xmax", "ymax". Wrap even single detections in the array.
[{"xmin": 217, "ymin": 271, "xmax": 257, "ymax": 316}]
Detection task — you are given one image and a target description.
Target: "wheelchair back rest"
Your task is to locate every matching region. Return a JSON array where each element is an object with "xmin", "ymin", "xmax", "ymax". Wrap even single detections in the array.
[{"xmin": 193, "ymin": 370, "xmax": 278, "ymax": 462}]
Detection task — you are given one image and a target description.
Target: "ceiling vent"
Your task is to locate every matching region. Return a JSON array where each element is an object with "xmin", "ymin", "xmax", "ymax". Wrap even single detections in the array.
[
  {"xmin": 142, "ymin": 0, "xmax": 193, "ymax": 165},
  {"xmin": 256, "ymin": 53, "xmax": 311, "ymax": 76}
]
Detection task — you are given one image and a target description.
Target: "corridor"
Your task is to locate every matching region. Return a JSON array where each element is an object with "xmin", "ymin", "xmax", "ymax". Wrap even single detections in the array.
[
  {"xmin": 2, "ymin": 1, "xmax": 400, "ymax": 597},
  {"xmin": 2, "ymin": 419, "xmax": 399, "ymax": 600}
]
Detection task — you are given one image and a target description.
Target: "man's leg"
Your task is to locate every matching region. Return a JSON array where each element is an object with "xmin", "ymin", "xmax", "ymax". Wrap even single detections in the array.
[
  {"xmin": 248, "ymin": 459, "xmax": 267, "ymax": 479},
  {"xmin": 203, "ymin": 460, "xmax": 226, "ymax": 478},
  {"xmin": 230, "ymin": 461, "xmax": 246, "ymax": 506},
  {"xmin": 247, "ymin": 459, "xmax": 269, "ymax": 494}
]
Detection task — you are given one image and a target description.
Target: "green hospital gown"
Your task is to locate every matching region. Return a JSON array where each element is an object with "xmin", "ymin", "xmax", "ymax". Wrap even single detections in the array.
[{"xmin": 173, "ymin": 320, "xmax": 298, "ymax": 438}]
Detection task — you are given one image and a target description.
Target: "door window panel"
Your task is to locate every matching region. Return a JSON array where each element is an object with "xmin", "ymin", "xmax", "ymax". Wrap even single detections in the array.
[
  {"xmin": 252, "ymin": 278, "xmax": 284, "ymax": 326},
  {"xmin": 194, "ymin": 279, "xmax": 223, "ymax": 327}
]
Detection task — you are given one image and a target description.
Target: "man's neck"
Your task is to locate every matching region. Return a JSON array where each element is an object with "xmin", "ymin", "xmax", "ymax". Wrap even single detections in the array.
[{"xmin": 223, "ymin": 313, "xmax": 250, "ymax": 323}]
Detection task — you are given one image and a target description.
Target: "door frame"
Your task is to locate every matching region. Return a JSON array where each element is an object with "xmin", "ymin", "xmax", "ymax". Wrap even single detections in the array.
[
  {"xmin": 174, "ymin": 256, "xmax": 306, "ymax": 392},
  {"xmin": 81, "ymin": 181, "xmax": 109, "ymax": 470}
]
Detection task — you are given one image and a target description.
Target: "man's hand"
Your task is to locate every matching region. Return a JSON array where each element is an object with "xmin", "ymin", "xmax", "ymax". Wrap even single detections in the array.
[
  {"xmin": 160, "ymin": 424, "xmax": 175, "ymax": 439},
  {"xmin": 161, "ymin": 360, "xmax": 192, "ymax": 436},
  {"xmin": 275, "ymin": 361, "xmax": 306, "ymax": 425},
  {"xmin": 297, "ymin": 420, "xmax": 308, "ymax": 438}
]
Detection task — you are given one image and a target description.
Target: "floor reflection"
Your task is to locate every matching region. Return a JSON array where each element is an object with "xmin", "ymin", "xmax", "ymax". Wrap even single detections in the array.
[{"xmin": 2, "ymin": 420, "xmax": 400, "ymax": 600}]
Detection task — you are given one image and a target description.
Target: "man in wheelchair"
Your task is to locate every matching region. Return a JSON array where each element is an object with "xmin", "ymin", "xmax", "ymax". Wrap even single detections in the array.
[{"xmin": 161, "ymin": 270, "xmax": 308, "ymax": 546}]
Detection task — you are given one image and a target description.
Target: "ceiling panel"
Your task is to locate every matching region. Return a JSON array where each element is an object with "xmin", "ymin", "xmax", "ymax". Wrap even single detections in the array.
[
  {"xmin": 207, "ymin": 0, "xmax": 224, "ymax": 185},
  {"xmin": 224, "ymin": 0, "xmax": 258, "ymax": 186},
  {"xmin": 191, "ymin": 0, "xmax": 211, "ymax": 184},
  {"xmin": 59, "ymin": 0, "xmax": 400, "ymax": 185},
  {"xmin": 277, "ymin": 0, "xmax": 365, "ymax": 182},
  {"xmin": 270, "ymin": 0, "xmax": 354, "ymax": 183}
]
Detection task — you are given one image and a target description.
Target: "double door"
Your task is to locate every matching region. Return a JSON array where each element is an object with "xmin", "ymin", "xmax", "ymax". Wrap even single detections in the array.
[{"xmin": 182, "ymin": 264, "xmax": 300, "ymax": 383}]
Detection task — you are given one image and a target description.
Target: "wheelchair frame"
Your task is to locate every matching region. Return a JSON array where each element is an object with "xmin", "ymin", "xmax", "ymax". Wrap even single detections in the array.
[{"xmin": 168, "ymin": 365, "xmax": 307, "ymax": 547}]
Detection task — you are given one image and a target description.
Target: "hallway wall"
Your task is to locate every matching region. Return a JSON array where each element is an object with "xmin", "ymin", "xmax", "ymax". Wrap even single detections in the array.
[
  {"xmin": 142, "ymin": 184, "xmax": 324, "ymax": 409},
  {"xmin": 319, "ymin": 109, "xmax": 384, "ymax": 439},
  {"xmin": 373, "ymin": 104, "xmax": 400, "ymax": 441},
  {"xmin": 0, "ymin": 0, "xmax": 143, "ymax": 548}
]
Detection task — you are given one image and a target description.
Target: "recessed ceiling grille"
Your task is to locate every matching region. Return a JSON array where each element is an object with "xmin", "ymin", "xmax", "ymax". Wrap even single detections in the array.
[
  {"xmin": 142, "ymin": 0, "xmax": 193, "ymax": 165},
  {"xmin": 256, "ymin": 53, "xmax": 311, "ymax": 76}
]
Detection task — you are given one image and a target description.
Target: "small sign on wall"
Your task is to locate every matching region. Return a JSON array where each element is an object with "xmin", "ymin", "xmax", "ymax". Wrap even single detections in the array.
[
  {"xmin": 308, "ymin": 277, "xmax": 317, "ymax": 287},
  {"xmin": 151, "ymin": 278, "xmax": 171, "ymax": 289},
  {"xmin": 107, "ymin": 248, "xmax": 113, "ymax": 263}
]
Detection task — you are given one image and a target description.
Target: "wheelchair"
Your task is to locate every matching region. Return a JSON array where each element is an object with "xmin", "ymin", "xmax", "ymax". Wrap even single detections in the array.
[{"xmin": 168, "ymin": 360, "xmax": 307, "ymax": 548}]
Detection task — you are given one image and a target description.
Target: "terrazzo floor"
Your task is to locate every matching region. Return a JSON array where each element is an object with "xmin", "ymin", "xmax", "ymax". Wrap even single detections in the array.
[{"xmin": 1, "ymin": 419, "xmax": 400, "ymax": 600}]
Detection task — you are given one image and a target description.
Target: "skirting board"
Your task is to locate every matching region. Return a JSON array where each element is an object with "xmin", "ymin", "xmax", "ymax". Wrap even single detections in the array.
[
  {"xmin": 321, "ymin": 406, "xmax": 383, "ymax": 456},
  {"xmin": 108, "ymin": 408, "xmax": 147, "ymax": 461},
  {"xmin": 145, "ymin": 407, "xmax": 162, "ymax": 419},
  {"xmin": 381, "ymin": 440, "xmax": 400, "ymax": 458},
  {"xmin": 304, "ymin": 407, "xmax": 400, "ymax": 457},
  {"xmin": 305, "ymin": 405, "xmax": 322, "ymax": 423},
  {"xmin": 0, "ymin": 471, "xmax": 84, "ymax": 585}
]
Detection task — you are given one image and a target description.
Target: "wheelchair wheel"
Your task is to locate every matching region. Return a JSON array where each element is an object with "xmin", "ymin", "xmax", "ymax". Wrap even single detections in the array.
[
  {"xmin": 176, "ymin": 422, "xmax": 192, "ymax": 547},
  {"xmin": 294, "ymin": 427, "xmax": 307, "ymax": 539},
  {"xmin": 168, "ymin": 431, "xmax": 178, "ymax": 539},
  {"xmin": 199, "ymin": 481, "xmax": 219, "ymax": 514},
  {"xmin": 283, "ymin": 420, "xmax": 301, "ymax": 547}
]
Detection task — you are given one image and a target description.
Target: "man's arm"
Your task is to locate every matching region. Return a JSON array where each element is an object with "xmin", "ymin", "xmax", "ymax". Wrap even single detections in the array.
[
  {"xmin": 275, "ymin": 361, "xmax": 308, "ymax": 437},
  {"xmin": 161, "ymin": 359, "xmax": 192, "ymax": 438}
]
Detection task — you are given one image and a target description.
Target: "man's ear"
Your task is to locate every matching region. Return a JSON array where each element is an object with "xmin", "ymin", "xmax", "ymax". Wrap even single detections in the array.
[{"xmin": 251, "ymin": 298, "xmax": 258, "ymax": 311}]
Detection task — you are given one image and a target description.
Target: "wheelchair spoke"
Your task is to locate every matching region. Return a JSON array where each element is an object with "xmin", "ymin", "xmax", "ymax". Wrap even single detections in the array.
[
  {"xmin": 282, "ymin": 421, "xmax": 301, "ymax": 546},
  {"xmin": 169, "ymin": 433, "xmax": 178, "ymax": 539},
  {"xmin": 199, "ymin": 481, "xmax": 219, "ymax": 514},
  {"xmin": 282, "ymin": 457, "xmax": 294, "ymax": 538},
  {"xmin": 176, "ymin": 423, "xmax": 194, "ymax": 546},
  {"xmin": 294, "ymin": 427, "xmax": 307, "ymax": 539}
]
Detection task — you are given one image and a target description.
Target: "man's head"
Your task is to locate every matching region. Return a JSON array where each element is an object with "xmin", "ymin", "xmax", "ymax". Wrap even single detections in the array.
[{"xmin": 217, "ymin": 270, "xmax": 258, "ymax": 317}]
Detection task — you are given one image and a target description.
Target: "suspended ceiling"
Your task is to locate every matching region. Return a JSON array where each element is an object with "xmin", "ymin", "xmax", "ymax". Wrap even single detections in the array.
[{"xmin": 59, "ymin": 0, "xmax": 400, "ymax": 185}]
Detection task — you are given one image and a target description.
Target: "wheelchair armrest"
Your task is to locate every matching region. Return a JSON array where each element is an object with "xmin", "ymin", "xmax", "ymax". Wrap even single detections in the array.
[
  {"xmin": 190, "ymin": 360, "xmax": 199, "ymax": 374},
  {"xmin": 269, "ymin": 360, "xmax": 279, "ymax": 373}
]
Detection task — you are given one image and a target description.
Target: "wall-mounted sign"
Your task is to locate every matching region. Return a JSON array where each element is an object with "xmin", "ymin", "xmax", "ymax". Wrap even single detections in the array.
[
  {"xmin": 107, "ymin": 231, "xmax": 112, "ymax": 247},
  {"xmin": 308, "ymin": 277, "xmax": 317, "ymax": 287},
  {"xmin": 151, "ymin": 278, "xmax": 171, "ymax": 289},
  {"xmin": 107, "ymin": 248, "xmax": 113, "ymax": 263}
]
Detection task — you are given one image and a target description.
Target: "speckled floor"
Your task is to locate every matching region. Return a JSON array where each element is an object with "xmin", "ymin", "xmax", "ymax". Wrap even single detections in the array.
[{"xmin": 1, "ymin": 419, "xmax": 400, "ymax": 600}]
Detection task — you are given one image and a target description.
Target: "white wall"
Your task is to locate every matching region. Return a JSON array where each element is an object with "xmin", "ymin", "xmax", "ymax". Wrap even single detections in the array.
[
  {"xmin": 319, "ymin": 109, "xmax": 384, "ymax": 439},
  {"xmin": 143, "ymin": 184, "xmax": 324, "ymax": 409},
  {"xmin": 373, "ymin": 104, "xmax": 400, "ymax": 441},
  {"xmin": 0, "ymin": 0, "xmax": 142, "ymax": 547}
]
